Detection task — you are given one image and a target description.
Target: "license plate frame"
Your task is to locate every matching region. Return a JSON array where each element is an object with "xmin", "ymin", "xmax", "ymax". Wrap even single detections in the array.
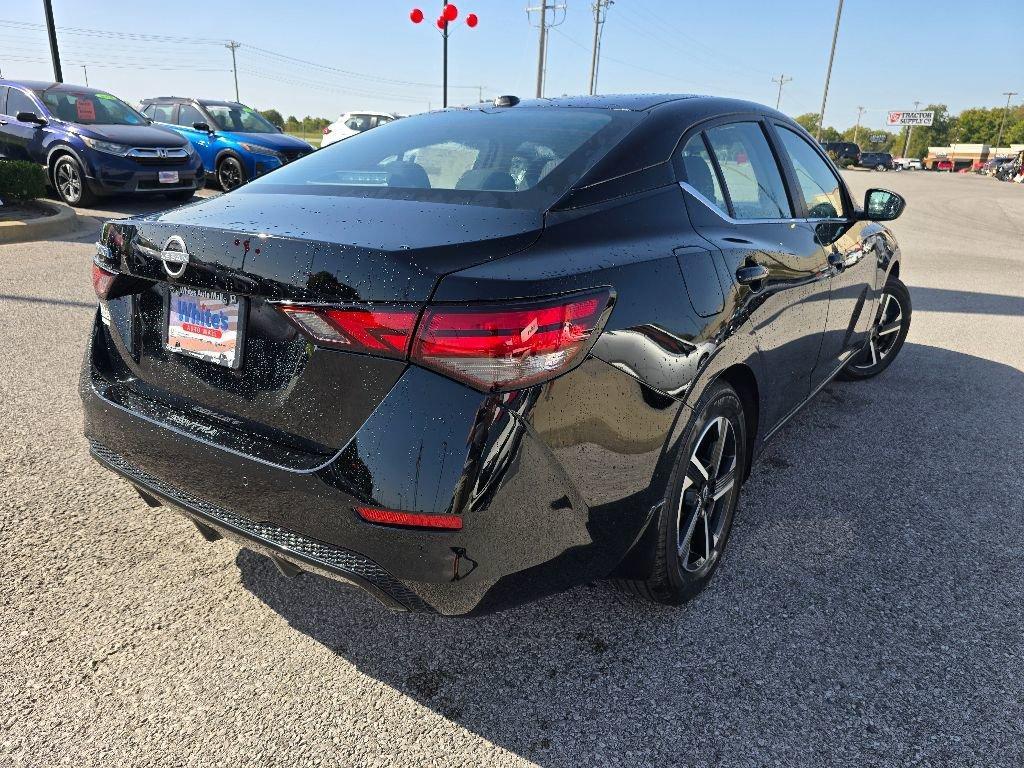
[
  {"xmin": 158, "ymin": 170, "xmax": 180, "ymax": 185},
  {"xmin": 164, "ymin": 286, "xmax": 246, "ymax": 370}
]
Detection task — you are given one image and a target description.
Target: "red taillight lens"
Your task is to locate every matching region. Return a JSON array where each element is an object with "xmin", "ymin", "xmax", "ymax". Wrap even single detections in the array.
[
  {"xmin": 279, "ymin": 305, "xmax": 418, "ymax": 359},
  {"xmin": 355, "ymin": 506, "xmax": 463, "ymax": 530},
  {"xmin": 322, "ymin": 126, "xmax": 331, "ymax": 135},
  {"xmin": 410, "ymin": 288, "xmax": 612, "ymax": 392},
  {"xmin": 92, "ymin": 262, "xmax": 118, "ymax": 300}
]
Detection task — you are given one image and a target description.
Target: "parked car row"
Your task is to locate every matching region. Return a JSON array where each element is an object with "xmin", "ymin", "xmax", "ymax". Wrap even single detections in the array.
[{"xmin": 0, "ymin": 79, "xmax": 400, "ymax": 207}]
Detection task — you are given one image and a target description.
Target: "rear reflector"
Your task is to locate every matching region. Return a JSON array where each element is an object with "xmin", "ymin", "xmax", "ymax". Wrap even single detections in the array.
[
  {"xmin": 410, "ymin": 288, "xmax": 612, "ymax": 391},
  {"xmin": 355, "ymin": 506, "xmax": 463, "ymax": 530},
  {"xmin": 91, "ymin": 262, "xmax": 118, "ymax": 300},
  {"xmin": 279, "ymin": 305, "xmax": 418, "ymax": 359}
]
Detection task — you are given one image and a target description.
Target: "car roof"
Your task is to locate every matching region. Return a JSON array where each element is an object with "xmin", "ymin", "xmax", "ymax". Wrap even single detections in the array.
[
  {"xmin": 139, "ymin": 97, "xmax": 247, "ymax": 107},
  {"xmin": 1, "ymin": 79, "xmax": 107, "ymax": 95}
]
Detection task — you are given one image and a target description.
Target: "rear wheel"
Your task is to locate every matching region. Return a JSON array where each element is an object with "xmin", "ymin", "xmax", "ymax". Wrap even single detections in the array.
[
  {"xmin": 52, "ymin": 154, "xmax": 95, "ymax": 207},
  {"xmin": 216, "ymin": 155, "xmax": 245, "ymax": 191},
  {"xmin": 616, "ymin": 380, "xmax": 747, "ymax": 605},
  {"xmin": 839, "ymin": 276, "xmax": 911, "ymax": 380},
  {"xmin": 876, "ymin": 163, "xmax": 887, "ymax": 171}
]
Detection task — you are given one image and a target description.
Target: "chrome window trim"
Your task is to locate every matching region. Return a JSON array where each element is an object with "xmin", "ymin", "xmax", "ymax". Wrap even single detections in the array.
[{"xmin": 679, "ymin": 181, "xmax": 801, "ymax": 226}]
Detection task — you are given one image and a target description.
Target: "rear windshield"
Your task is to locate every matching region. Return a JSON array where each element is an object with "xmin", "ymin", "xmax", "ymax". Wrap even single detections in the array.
[
  {"xmin": 241, "ymin": 107, "xmax": 643, "ymax": 209},
  {"xmin": 204, "ymin": 103, "xmax": 278, "ymax": 133},
  {"xmin": 36, "ymin": 90, "xmax": 146, "ymax": 126}
]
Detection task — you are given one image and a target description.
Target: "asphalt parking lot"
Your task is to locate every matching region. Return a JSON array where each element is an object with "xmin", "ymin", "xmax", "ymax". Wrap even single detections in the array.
[{"xmin": 2, "ymin": 171, "xmax": 1022, "ymax": 766}]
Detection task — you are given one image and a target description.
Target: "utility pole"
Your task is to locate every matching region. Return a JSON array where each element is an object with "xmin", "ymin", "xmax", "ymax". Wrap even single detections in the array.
[
  {"xmin": 42, "ymin": 0, "xmax": 63, "ymax": 83},
  {"xmin": 853, "ymin": 105, "xmax": 865, "ymax": 144},
  {"xmin": 772, "ymin": 74, "xmax": 792, "ymax": 110},
  {"xmin": 588, "ymin": 0, "xmax": 612, "ymax": 96},
  {"xmin": 996, "ymin": 91, "xmax": 1018, "ymax": 150},
  {"xmin": 815, "ymin": 0, "xmax": 844, "ymax": 141},
  {"xmin": 528, "ymin": 2, "xmax": 564, "ymax": 98},
  {"xmin": 902, "ymin": 99, "xmax": 920, "ymax": 158},
  {"xmin": 225, "ymin": 41, "xmax": 241, "ymax": 101},
  {"xmin": 81, "ymin": 64, "xmax": 88, "ymax": 86}
]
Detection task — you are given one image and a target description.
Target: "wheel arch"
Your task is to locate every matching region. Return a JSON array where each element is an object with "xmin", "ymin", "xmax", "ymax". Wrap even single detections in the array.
[
  {"xmin": 712, "ymin": 363, "xmax": 759, "ymax": 480},
  {"xmin": 45, "ymin": 143, "xmax": 85, "ymax": 184}
]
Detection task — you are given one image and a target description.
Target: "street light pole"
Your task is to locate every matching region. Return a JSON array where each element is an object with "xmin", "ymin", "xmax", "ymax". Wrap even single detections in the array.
[
  {"xmin": 902, "ymin": 99, "xmax": 920, "ymax": 158},
  {"xmin": 42, "ymin": 0, "xmax": 63, "ymax": 83},
  {"xmin": 995, "ymin": 91, "xmax": 1018, "ymax": 151},
  {"xmin": 853, "ymin": 106, "xmax": 865, "ymax": 145},
  {"xmin": 815, "ymin": 0, "xmax": 843, "ymax": 141},
  {"xmin": 81, "ymin": 64, "xmax": 88, "ymax": 86}
]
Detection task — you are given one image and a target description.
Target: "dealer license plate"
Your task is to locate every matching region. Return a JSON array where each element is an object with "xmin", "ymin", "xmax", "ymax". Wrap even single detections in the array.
[
  {"xmin": 158, "ymin": 171, "xmax": 180, "ymax": 184},
  {"xmin": 165, "ymin": 287, "xmax": 245, "ymax": 369}
]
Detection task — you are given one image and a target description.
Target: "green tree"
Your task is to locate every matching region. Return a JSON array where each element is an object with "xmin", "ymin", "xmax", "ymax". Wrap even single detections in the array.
[
  {"xmin": 259, "ymin": 108, "xmax": 284, "ymax": 128},
  {"xmin": 794, "ymin": 113, "xmax": 820, "ymax": 134},
  {"xmin": 955, "ymin": 107, "xmax": 1002, "ymax": 144}
]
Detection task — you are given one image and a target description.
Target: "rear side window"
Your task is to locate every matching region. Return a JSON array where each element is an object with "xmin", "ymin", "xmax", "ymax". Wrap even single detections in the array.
[
  {"xmin": 345, "ymin": 114, "xmax": 372, "ymax": 131},
  {"xmin": 777, "ymin": 126, "xmax": 846, "ymax": 218},
  {"xmin": 679, "ymin": 134, "xmax": 727, "ymax": 212},
  {"xmin": 704, "ymin": 122, "xmax": 791, "ymax": 219},
  {"xmin": 150, "ymin": 103, "xmax": 176, "ymax": 123}
]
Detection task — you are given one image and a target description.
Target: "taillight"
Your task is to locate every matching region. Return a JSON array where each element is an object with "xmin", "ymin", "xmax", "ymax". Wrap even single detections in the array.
[
  {"xmin": 278, "ymin": 305, "xmax": 417, "ymax": 360},
  {"xmin": 92, "ymin": 262, "xmax": 117, "ymax": 300},
  {"xmin": 410, "ymin": 288, "xmax": 612, "ymax": 392},
  {"xmin": 278, "ymin": 288, "xmax": 612, "ymax": 392},
  {"xmin": 355, "ymin": 506, "xmax": 463, "ymax": 530},
  {"xmin": 322, "ymin": 126, "xmax": 331, "ymax": 135}
]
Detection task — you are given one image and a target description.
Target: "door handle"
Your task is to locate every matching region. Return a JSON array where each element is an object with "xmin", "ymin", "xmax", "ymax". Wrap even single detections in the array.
[
  {"xmin": 0, "ymin": 120, "xmax": 7, "ymax": 126},
  {"xmin": 736, "ymin": 264, "xmax": 768, "ymax": 285}
]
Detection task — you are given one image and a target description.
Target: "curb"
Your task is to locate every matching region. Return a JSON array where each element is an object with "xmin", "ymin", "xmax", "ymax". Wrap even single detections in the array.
[{"xmin": 0, "ymin": 201, "xmax": 79, "ymax": 245}]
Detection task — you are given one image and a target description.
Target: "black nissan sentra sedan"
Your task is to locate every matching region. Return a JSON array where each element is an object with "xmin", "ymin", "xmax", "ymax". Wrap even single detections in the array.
[{"xmin": 83, "ymin": 94, "xmax": 910, "ymax": 616}]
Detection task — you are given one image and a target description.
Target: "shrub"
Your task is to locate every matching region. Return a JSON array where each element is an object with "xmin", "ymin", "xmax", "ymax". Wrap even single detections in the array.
[{"xmin": 0, "ymin": 159, "xmax": 48, "ymax": 203}]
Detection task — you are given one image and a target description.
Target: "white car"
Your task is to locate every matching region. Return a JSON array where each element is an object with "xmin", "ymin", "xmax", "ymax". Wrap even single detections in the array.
[
  {"xmin": 893, "ymin": 157, "xmax": 923, "ymax": 170},
  {"xmin": 320, "ymin": 111, "xmax": 399, "ymax": 147}
]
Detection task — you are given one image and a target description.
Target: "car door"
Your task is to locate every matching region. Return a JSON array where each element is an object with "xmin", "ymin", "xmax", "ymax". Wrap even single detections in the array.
[
  {"xmin": 174, "ymin": 103, "xmax": 217, "ymax": 171},
  {"xmin": 772, "ymin": 123, "xmax": 877, "ymax": 388},
  {"xmin": 2, "ymin": 87, "xmax": 45, "ymax": 162},
  {"xmin": 677, "ymin": 118, "xmax": 831, "ymax": 430}
]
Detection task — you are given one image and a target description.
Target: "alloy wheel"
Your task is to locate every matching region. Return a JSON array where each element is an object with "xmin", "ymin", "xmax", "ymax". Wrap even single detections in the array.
[
  {"xmin": 56, "ymin": 161, "xmax": 82, "ymax": 203},
  {"xmin": 850, "ymin": 290, "xmax": 904, "ymax": 371},
  {"xmin": 218, "ymin": 159, "xmax": 243, "ymax": 191},
  {"xmin": 677, "ymin": 415, "xmax": 738, "ymax": 574}
]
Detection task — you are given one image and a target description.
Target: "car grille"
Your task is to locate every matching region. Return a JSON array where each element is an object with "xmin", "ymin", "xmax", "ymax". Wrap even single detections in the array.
[
  {"xmin": 127, "ymin": 147, "xmax": 191, "ymax": 166},
  {"xmin": 280, "ymin": 149, "xmax": 310, "ymax": 164},
  {"xmin": 88, "ymin": 440, "xmax": 433, "ymax": 613}
]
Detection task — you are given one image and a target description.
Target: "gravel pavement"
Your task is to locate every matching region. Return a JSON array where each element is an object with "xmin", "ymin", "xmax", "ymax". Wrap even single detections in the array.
[{"xmin": 1, "ymin": 174, "xmax": 1022, "ymax": 767}]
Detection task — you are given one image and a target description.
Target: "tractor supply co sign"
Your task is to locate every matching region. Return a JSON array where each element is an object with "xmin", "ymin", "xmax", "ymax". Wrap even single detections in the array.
[{"xmin": 887, "ymin": 111, "xmax": 934, "ymax": 126}]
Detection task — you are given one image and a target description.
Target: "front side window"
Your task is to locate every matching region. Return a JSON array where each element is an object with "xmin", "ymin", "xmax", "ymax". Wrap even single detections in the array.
[
  {"xmin": 7, "ymin": 89, "xmax": 40, "ymax": 118},
  {"xmin": 244, "ymin": 107, "xmax": 639, "ymax": 209},
  {"xmin": 176, "ymin": 104, "xmax": 205, "ymax": 127},
  {"xmin": 204, "ymin": 103, "xmax": 276, "ymax": 133},
  {"xmin": 679, "ymin": 133, "xmax": 727, "ymax": 212},
  {"xmin": 704, "ymin": 122, "xmax": 791, "ymax": 219},
  {"xmin": 36, "ymin": 90, "xmax": 145, "ymax": 125},
  {"xmin": 778, "ymin": 126, "xmax": 845, "ymax": 218}
]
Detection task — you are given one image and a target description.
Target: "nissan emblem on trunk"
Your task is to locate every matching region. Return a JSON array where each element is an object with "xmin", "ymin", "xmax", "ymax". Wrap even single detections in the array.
[{"xmin": 160, "ymin": 235, "xmax": 190, "ymax": 278}]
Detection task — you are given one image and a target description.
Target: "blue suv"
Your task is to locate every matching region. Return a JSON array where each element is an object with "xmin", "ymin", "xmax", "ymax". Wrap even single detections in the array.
[
  {"xmin": 0, "ymin": 80, "xmax": 204, "ymax": 206},
  {"xmin": 140, "ymin": 98, "xmax": 314, "ymax": 191}
]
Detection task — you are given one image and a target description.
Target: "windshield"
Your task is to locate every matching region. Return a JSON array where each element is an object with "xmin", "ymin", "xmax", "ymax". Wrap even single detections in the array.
[
  {"xmin": 37, "ymin": 90, "xmax": 146, "ymax": 126},
  {"xmin": 204, "ymin": 104, "xmax": 278, "ymax": 133},
  {"xmin": 242, "ymin": 107, "xmax": 641, "ymax": 208}
]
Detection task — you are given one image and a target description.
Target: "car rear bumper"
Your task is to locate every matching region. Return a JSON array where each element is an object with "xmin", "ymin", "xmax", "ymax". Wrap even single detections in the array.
[{"xmin": 81, "ymin": 314, "xmax": 662, "ymax": 615}]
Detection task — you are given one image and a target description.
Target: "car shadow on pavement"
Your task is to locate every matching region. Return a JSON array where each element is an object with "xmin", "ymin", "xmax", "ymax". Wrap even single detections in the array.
[
  {"xmin": 236, "ymin": 342, "xmax": 1024, "ymax": 766},
  {"xmin": 911, "ymin": 287, "xmax": 1024, "ymax": 316}
]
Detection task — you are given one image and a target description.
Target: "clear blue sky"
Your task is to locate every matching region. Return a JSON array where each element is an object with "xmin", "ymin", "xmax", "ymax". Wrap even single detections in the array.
[{"xmin": 2, "ymin": 1, "xmax": 1021, "ymax": 130}]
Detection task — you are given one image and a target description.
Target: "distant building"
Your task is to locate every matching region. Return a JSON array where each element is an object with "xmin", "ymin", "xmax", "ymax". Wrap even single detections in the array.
[{"xmin": 926, "ymin": 143, "xmax": 1024, "ymax": 170}]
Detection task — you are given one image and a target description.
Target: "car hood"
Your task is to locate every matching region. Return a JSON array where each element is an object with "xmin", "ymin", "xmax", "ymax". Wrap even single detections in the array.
[
  {"xmin": 73, "ymin": 123, "xmax": 189, "ymax": 148},
  {"xmin": 224, "ymin": 132, "xmax": 313, "ymax": 152},
  {"xmin": 120, "ymin": 191, "xmax": 543, "ymax": 302}
]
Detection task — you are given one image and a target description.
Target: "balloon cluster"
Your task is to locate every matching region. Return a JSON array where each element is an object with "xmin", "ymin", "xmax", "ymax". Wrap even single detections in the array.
[{"xmin": 410, "ymin": 5, "xmax": 478, "ymax": 29}]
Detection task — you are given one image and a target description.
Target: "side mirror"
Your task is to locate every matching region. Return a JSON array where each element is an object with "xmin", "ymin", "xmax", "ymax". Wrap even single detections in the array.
[
  {"xmin": 193, "ymin": 122, "xmax": 212, "ymax": 133},
  {"xmin": 16, "ymin": 111, "xmax": 47, "ymax": 126},
  {"xmin": 862, "ymin": 188, "xmax": 905, "ymax": 222}
]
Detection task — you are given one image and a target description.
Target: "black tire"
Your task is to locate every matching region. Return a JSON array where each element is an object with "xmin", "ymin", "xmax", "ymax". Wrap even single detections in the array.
[
  {"xmin": 838, "ymin": 276, "xmax": 911, "ymax": 380},
  {"xmin": 876, "ymin": 164, "xmax": 887, "ymax": 171},
  {"xmin": 615, "ymin": 379, "xmax": 747, "ymax": 605},
  {"xmin": 165, "ymin": 189, "xmax": 196, "ymax": 203},
  {"xmin": 216, "ymin": 155, "xmax": 245, "ymax": 191},
  {"xmin": 51, "ymin": 154, "xmax": 95, "ymax": 207}
]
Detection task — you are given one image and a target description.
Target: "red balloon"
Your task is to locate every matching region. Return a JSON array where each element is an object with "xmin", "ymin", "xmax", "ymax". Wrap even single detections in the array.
[
  {"xmin": 436, "ymin": 16, "xmax": 445, "ymax": 28},
  {"xmin": 443, "ymin": 3, "xmax": 458, "ymax": 21},
  {"xmin": 410, "ymin": 8, "xmax": 424, "ymax": 22},
  {"xmin": 466, "ymin": 12, "xmax": 478, "ymax": 27}
]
